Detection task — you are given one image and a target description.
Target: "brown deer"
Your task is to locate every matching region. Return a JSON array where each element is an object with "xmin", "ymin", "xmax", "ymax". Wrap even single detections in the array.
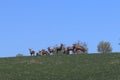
[
  {"xmin": 41, "ymin": 49, "xmax": 49, "ymax": 55},
  {"xmin": 63, "ymin": 48, "xmax": 69, "ymax": 55},
  {"xmin": 29, "ymin": 48, "xmax": 35, "ymax": 56},
  {"xmin": 56, "ymin": 44, "xmax": 64, "ymax": 53},
  {"xmin": 67, "ymin": 44, "xmax": 76, "ymax": 54},
  {"xmin": 74, "ymin": 45, "xmax": 86, "ymax": 54},
  {"xmin": 36, "ymin": 52, "xmax": 40, "ymax": 56},
  {"xmin": 36, "ymin": 51, "xmax": 42, "ymax": 56},
  {"xmin": 48, "ymin": 47, "xmax": 55, "ymax": 53}
]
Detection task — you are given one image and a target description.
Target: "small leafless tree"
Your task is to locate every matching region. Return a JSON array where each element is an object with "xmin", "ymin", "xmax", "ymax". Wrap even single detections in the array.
[{"xmin": 97, "ymin": 41, "xmax": 112, "ymax": 53}]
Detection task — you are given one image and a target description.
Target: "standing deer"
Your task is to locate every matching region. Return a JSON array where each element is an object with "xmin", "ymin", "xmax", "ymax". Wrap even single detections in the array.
[
  {"xmin": 67, "ymin": 44, "xmax": 76, "ymax": 54},
  {"xmin": 56, "ymin": 44, "xmax": 64, "ymax": 53},
  {"xmin": 29, "ymin": 48, "xmax": 35, "ymax": 56},
  {"xmin": 63, "ymin": 48, "xmax": 69, "ymax": 55}
]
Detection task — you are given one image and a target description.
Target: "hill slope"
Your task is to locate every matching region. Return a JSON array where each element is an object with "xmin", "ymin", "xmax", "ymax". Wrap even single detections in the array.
[{"xmin": 0, "ymin": 53, "xmax": 120, "ymax": 80}]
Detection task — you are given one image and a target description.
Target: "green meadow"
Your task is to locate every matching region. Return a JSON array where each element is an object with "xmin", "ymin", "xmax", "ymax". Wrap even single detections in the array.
[{"xmin": 0, "ymin": 53, "xmax": 120, "ymax": 80}]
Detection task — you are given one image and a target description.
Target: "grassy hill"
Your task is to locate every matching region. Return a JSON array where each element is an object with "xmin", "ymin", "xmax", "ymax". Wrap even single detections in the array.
[{"xmin": 0, "ymin": 53, "xmax": 120, "ymax": 80}]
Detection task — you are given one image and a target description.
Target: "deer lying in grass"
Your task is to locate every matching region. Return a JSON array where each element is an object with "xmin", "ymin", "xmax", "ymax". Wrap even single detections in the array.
[
  {"xmin": 41, "ymin": 49, "xmax": 49, "ymax": 55},
  {"xmin": 36, "ymin": 50, "xmax": 42, "ymax": 56},
  {"xmin": 48, "ymin": 47, "xmax": 55, "ymax": 55}
]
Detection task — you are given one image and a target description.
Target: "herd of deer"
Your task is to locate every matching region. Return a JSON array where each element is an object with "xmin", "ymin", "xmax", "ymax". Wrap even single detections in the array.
[{"xmin": 29, "ymin": 44, "xmax": 86, "ymax": 56}]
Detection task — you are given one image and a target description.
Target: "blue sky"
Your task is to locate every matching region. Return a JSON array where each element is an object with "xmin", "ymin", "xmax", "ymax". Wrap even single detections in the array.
[{"xmin": 0, "ymin": 0, "xmax": 120, "ymax": 57}]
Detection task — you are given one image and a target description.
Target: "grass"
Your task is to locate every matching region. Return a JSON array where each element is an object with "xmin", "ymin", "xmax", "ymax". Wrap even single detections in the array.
[{"xmin": 0, "ymin": 53, "xmax": 120, "ymax": 80}]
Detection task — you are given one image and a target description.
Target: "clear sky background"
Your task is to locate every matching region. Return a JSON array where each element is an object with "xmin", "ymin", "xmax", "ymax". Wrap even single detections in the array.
[{"xmin": 0, "ymin": 0, "xmax": 120, "ymax": 57}]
